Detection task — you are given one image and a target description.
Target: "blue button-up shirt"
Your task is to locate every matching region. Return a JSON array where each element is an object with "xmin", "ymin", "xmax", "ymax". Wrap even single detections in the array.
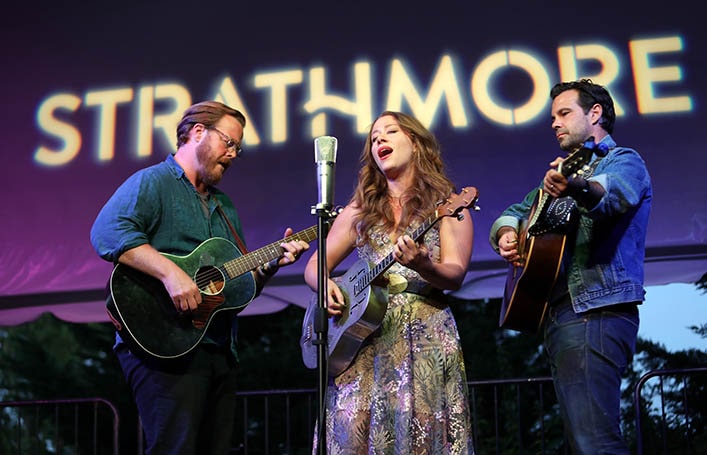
[{"xmin": 90, "ymin": 154, "xmax": 246, "ymax": 354}]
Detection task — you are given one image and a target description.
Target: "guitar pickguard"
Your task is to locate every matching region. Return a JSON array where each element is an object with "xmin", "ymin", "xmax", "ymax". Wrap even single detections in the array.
[{"xmin": 528, "ymin": 196, "xmax": 577, "ymax": 236}]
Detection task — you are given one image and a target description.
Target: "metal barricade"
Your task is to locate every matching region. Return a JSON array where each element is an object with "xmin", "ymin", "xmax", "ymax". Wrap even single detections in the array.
[{"xmin": 0, "ymin": 397, "xmax": 119, "ymax": 455}]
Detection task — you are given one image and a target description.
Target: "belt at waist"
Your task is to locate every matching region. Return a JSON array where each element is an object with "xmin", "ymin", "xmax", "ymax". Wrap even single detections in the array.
[{"xmin": 387, "ymin": 274, "xmax": 443, "ymax": 299}]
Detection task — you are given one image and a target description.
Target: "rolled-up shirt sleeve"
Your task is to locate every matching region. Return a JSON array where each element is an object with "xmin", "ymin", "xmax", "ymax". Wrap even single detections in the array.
[{"xmin": 90, "ymin": 171, "xmax": 159, "ymax": 263}]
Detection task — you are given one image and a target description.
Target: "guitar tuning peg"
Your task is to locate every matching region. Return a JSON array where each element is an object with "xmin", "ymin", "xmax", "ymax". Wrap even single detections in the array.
[{"xmin": 456, "ymin": 213, "xmax": 465, "ymax": 221}]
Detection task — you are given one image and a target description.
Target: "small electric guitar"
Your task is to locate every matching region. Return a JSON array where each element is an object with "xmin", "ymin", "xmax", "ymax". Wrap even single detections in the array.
[
  {"xmin": 300, "ymin": 186, "xmax": 479, "ymax": 376},
  {"xmin": 499, "ymin": 138, "xmax": 606, "ymax": 333},
  {"xmin": 108, "ymin": 226, "xmax": 321, "ymax": 359}
]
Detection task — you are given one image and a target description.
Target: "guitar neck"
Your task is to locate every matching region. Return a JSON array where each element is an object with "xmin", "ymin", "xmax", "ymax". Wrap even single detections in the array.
[
  {"xmin": 530, "ymin": 142, "xmax": 595, "ymax": 227},
  {"xmin": 222, "ymin": 226, "xmax": 319, "ymax": 279}
]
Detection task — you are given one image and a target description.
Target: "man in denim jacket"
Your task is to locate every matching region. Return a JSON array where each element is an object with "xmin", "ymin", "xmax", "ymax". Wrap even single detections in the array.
[{"xmin": 490, "ymin": 79, "xmax": 652, "ymax": 454}]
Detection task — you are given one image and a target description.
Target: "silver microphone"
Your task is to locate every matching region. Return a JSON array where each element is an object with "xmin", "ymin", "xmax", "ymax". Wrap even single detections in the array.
[{"xmin": 314, "ymin": 136, "xmax": 337, "ymax": 210}]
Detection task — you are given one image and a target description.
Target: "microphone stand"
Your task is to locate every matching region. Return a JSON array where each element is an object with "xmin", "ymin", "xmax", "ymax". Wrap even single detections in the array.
[
  {"xmin": 311, "ymin": 135, "xmax": 337, "ymax": 453},
  {"xmin": 311, "ymin": 203, "xmax": 335, "ymax": 455}
]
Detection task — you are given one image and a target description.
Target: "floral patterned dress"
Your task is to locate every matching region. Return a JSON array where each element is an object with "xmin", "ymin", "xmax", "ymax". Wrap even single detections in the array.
[{"xmin": 320, "ymin": 224, "xmax": 474, "ymax": 455}]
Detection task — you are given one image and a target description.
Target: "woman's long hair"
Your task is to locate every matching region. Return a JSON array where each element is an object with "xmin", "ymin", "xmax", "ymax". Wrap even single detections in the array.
[{"xmin": 351, "ymin": 111, "xmax": 455, "ymax": 246}]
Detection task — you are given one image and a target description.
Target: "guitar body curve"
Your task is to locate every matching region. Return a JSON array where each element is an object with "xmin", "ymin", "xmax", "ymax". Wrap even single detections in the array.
[
  {"xmin": 108, "ymin": 237, "xmax": 256, "ymax": 359},
  {"xmin": 499, "ymin": 231, "xmax": 565, "ymax": 333},
  {"xmin": 300, "ymin": 259, "xmax": 388, "ymax": 375}
]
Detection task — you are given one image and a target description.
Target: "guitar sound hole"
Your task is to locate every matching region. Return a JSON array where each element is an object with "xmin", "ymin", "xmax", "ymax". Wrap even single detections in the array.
[{"xmin": 195, "ymin": 266, "xmax": 225, "ymax": 295}]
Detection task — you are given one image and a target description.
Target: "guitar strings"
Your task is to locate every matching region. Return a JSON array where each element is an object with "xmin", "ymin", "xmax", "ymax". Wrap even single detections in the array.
[{"xmin": 190, "ymin": 227, "xmax": 319, "ymax": 293}]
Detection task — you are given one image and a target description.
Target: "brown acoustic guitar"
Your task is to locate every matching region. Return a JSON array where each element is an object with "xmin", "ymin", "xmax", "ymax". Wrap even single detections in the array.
[{"xmin": 499, "ymin": 138, "xmax": 606, "ymax": 333}]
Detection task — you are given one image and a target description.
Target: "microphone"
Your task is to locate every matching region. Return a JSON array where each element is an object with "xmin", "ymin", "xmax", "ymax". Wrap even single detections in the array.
[{"xmin": 314, "ymin": 136, "xmax": 337, "ymax": 210}]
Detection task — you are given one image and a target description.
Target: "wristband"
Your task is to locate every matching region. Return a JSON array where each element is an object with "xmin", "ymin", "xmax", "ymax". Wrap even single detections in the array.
[
  {"xmin": 581, "ymin": 178, "xmax": 591, "ymax": 194},
  {"xmin": 566, "ymin": 176, "xmax": 588, "ymax": 198},
  {"xmin": 571, "ymin": 177, "xmax": 602, "ymax": 209}
]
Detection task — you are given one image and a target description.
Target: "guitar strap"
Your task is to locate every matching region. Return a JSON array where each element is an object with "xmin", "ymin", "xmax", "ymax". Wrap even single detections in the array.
[{"xmin": 215, "ymin": 204, "xmax": 249, "ymax": 254}]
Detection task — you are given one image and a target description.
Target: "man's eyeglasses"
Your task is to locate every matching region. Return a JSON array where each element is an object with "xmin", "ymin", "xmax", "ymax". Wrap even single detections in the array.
[{"xmin": 209, "ymin": 126, "xmax": 243, "ymax": 157}]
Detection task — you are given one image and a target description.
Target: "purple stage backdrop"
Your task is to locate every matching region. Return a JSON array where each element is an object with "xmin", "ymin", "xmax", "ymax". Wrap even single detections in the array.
[{"xmin": 1, "ymin": 1, "xmax": 705, "ymax": 325}]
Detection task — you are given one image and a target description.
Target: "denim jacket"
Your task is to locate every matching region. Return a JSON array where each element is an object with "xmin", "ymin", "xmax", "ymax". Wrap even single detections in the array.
[{"xmin": 489, "ymin": 135, "xmax": 652, "ymax": 313}]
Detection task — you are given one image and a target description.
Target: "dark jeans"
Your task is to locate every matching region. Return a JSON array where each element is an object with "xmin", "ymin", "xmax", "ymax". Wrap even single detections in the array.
[
  {"xmin": 115, "ymin": 342, "xmax": 239, "ymax": 455},
  {"xmin": 544, "ymin": 301, "xmax": 639, "ymax": 455}
]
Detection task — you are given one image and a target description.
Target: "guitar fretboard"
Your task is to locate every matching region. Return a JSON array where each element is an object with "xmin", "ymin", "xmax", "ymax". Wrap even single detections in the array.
[
  {"xmin": 221, "ymin": 226, "xmax": 319, "ymax": 279},
  {"xmin": 353, "ymin": 214, "xmax": 440, "ymax": 296}
]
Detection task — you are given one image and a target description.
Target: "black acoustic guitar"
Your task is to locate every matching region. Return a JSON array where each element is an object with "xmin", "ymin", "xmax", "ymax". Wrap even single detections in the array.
[
  {"xmin": 108, "ymin": 226, "xmax": 319, "ymax": 359},
  {"xmin": 300, "ymin": 187, "xmax": 479, "ymax": 376}
]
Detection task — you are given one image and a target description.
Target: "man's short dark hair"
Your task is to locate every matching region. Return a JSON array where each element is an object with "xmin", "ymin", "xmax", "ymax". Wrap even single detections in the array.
[{"xmin": 550, "ymin": 79, "xmax": 615, "ymax": 134}]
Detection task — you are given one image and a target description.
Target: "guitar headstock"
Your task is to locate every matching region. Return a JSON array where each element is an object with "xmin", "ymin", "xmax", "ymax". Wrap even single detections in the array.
[{"xmin": 436, "ymin": 186, "xmax": 480, "ymax": 220}]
